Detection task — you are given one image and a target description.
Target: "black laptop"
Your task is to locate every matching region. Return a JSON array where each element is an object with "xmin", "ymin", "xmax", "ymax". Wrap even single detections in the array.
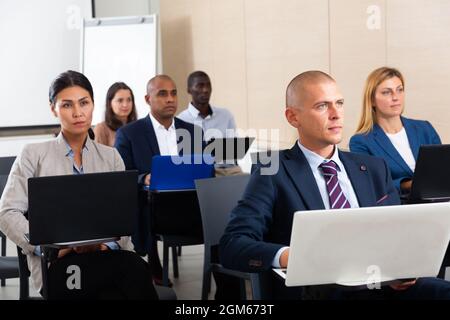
[
  {"xmin": 408, "ymin": 144, "xmax": 450, "ymax": 203},
  {"xmin": 27, "ymin": 170, "xmax": 138, "ymax": 245},
  {"xmin": 205, "ymin": 137, "xmax": 255, "ymax": 163}
]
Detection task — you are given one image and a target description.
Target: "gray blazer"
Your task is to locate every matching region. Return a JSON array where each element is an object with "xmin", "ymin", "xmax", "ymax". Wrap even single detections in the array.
[{"xmin": 0, "ymin": 133, "xmax": 134, "ymax": 292}]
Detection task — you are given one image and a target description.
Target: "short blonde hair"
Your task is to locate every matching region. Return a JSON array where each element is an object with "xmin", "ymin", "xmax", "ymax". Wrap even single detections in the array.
[{"xmin": 355, "ymin": 67, "xmax": 405, "ymax": 134}]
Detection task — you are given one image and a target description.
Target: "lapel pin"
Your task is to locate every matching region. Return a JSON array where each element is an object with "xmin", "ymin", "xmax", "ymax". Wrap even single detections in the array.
[{"xmin": 360, "ymin": 165, "xmax": 367, "ymax": 171}]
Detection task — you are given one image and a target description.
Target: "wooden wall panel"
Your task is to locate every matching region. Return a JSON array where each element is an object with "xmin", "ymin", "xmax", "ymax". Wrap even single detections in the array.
[
  {"xmin": 387, "ymin": 0, "xmax": 450, "ymax": 143},
  {"xmin": 244, "ymin": 0, "xmax": 329, "ymax": 146},
  {"xmin": 330, "ymin": 0, "xmax": 386, "ymax": 149}
]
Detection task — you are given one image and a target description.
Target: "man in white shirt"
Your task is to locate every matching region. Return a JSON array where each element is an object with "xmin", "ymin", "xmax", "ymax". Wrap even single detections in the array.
[
  {"xmin": 178, "ymin": 71, "xmax": 237, "ymax": 141},
  {"xmin": 115, "ymin": 75, "xmax": 204, "ymax": 286},
  {"xmin": 178, "ymin": 71, "xmax": 242, "ymax": 176}
]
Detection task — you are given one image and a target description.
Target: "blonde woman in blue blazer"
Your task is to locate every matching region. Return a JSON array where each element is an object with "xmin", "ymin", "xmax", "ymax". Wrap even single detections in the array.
[{"xmin": 349, "ymin": 67, "xmax": 441, "ymax": 194}]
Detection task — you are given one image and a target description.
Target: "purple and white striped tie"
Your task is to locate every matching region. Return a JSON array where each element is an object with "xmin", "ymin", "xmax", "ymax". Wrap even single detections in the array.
[{"xmin": 319, "ymin": 160, "xmax": 351, "ymax": 209}]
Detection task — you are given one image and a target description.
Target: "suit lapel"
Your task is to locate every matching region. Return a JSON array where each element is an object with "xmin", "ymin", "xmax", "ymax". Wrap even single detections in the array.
[
  {"xmin": 174, "ymin": 118, "xmax": 185, "ymax": 156},
  {"xmin": 339, "ymin": 151, "xmax": 374, "ymax": 207},
  {"xmin": 402, "ymin": 117, "xmax": 420, "ymax": 160},
  {"xmin": 373, "ymin": 124, "xmax": 412, "ymax": 174},
  {"xmin": 282, "ymin": 144, "xmax": 325, "ymax": 210},
  {"xmin": 143, "ymin": 115, "xmax": 160, "ymax": 155}
]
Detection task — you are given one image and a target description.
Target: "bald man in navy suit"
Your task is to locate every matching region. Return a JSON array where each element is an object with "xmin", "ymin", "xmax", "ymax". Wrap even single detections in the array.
[
  {"xmin": 220, "ymin": 71, "xmax": 450, "ymax": 299},
  {"xmin": 115, "ymin": 75, "xmax": 204, "ymax": 286}
]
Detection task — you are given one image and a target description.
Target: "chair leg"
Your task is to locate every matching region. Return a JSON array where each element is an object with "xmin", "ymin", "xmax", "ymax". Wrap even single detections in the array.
[
  {"xmin": 239, "ymin": 279, "xmax": 247, "ymax": 299},
  {"xmin": 177, "ymin": 246, "xmax": 182, "ymax": 256},
  {"xmin": 171, "ymin": 246, "xmax": 179, "ymax": 278},
  {"xmin": 1, "ymin": 236, "xmax": 6, "ymax": 257},
  {"xmin": 201, "ymin": 250, "xmax": 212, "ymax": 300},
  {"xmin": 163, "ymin": 242, "xmax": 169, "ymax": 287},
  {"xmin": 19, "ymin": 278, "xmax": 30, "ymax": 300},
  {"xmin": 249, "ymin": 273, "xmax": 262, "ymax": 300},
  {"xmin": 201, "ymin": 270, "xmax": 211, "ymax": 300},
  {"xmin": 1, "ymin": 236, "xmax": 6, "ymax": 287}
]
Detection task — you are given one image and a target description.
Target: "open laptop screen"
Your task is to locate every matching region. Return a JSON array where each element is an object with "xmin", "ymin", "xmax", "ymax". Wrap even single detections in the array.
[
  {"xmin": 28, "ymin": 170, "xmax": 138, "ymax": 245},
  {"xmin": 283, "ymin": 203, "xmax": 450, "ymax": 287},
  {"xmin": 149, "ymin": 154, "xmax": 214, "ymax": 191},
  {"xmin": 409, "ymin": 144, "xmax": 450, "ymax": 202},
  {"xmin": 205, "ymin": 137, "xmax": 255, "ymax": 163}
]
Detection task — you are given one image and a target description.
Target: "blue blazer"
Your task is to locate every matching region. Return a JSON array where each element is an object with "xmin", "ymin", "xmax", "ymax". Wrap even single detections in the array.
[
  {"xmin": 114, "ymin": 115, "xmax": 204, "ymax": 185},
  {"xmin": 219, "ymin": 143, "xmax": 399, "ymax": 274},
  {"xmin": 349, "ymin": 117, "xmax": 441, "ymax": 192}
]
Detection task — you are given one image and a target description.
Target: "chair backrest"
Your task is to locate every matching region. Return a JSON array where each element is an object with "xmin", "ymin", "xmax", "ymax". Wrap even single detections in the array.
[
  {"xmin": 195, "ymin": 175, "xmax": 250, "ymax": 247},
  {"xmin": 0, "ymin": 157, "xmax": 16, "ymax": 253},
  {"xmin": 250, "ymin": 150, "xmax": 279, "ymax": 174},
  {"xmin": 0, "ymin": 156, "xmax": 16, "ymax": 198}
]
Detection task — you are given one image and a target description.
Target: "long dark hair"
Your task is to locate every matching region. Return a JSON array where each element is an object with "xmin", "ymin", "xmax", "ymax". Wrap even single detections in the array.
[
  {"xmin": 49, "ymin": 70, "xmax": 95, "ymax": 139},
  {"xmin": 104, "ymin": 82, "xmax": 137, "ymax": 131}
]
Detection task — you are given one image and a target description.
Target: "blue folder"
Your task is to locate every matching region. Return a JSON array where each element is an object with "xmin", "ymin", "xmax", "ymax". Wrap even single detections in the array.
[{"xmin": 148, "ymin": 154, "xmax": 215, "ymax": 191}]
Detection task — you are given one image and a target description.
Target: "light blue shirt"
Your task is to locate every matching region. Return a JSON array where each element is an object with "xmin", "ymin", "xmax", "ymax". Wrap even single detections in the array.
[
  {"xmin": 272, "ymin": 141, "xmax": 360, "ymax": 268},
  {"xmin": 177, "ymin": 103, "xmax": 237, "ymax": 141},
  {"xmin": 178, "ymin": 103, "xmax": 240, "ymax": 168},
  {"xmin": 34, "ymin": 137, "xmax": 119, "ymax": 256}
]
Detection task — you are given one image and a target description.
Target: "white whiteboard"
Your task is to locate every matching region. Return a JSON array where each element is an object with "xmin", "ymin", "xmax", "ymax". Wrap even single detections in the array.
[
  {"xmin": 0, "ymin": 0, "xmax": 92, "ymax": 128},
  {"xmin": 82, "ymin": 16, "xmax": 158, "ymax": 125}
]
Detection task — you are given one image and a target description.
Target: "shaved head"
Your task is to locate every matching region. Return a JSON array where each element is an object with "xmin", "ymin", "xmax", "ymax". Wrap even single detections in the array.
[
  {"xmin": 146, "ymin": 74, "xmax": 175, "ymax": 94},
  {"xmin": 286, "ymin": 71, "xmax": 335, "ymax": 108}
]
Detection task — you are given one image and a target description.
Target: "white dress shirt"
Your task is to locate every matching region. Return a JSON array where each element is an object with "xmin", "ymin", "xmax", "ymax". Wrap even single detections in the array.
[
  {"xmin": 177, "ymin": 103, "xmax": 236, "ymax": 141},
  {"xmin": 272, "ymin": 141, "xmax": 360, "ymax": 267},
  {"xmin": 149, "ymin": 112, "xmax": 178, "ymax": 156},
  {"xmin": 385, "ymin": 127, "xmax": 416, "ymax": 172},
  {"xmin": 297, "ymin": 141, "xmax": 360, "ymax": 210}
]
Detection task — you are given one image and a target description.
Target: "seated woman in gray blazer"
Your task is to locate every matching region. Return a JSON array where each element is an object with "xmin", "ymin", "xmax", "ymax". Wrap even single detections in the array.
[{"xmin": 0, "ymin": 71, "xmax": 157, "ymax": 299}]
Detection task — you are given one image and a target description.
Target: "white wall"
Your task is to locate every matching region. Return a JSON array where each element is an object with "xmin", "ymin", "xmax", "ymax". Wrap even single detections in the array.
[
  {"xmin": 0, "ymin": 0, "xmax": 161, "ymax": 156},
  {"xmin": 0, "ymin": 0, "xmax": 91, "ymax": 155},
  {"xmin": 0, "ymin": 0, "xmax": 92, "ymax": 128},
  {"xmin": 94, "ymin": 0, "xmax": 163, "ymax": 77},
  {"xmin": 0, "ymin": 135, "xmax": 53, "ymax": 157}
]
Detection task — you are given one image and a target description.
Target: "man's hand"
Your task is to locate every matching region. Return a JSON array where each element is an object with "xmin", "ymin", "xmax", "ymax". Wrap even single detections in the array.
[
  {"xmin": 400, "ymin": 179, "xmax": 412, "ymax": 192},
  {"xmin": 73, "ymin": 244, "xmax": 107, "ymax": 254},
  {"xmin": 144, "ymin": 174, "xmax": 151, "ymax": 186},
  {"xmin": 58, "ymin": 244, "xmax": 108, "ymax": 258},
  {"xmin": 279, "ymin": 248, "xmax": 290, "ymax": 268},
  {"xmin": 389, "ymin": 279, "xmax": 417, "ymax": 291},
  {"xmin": 57, "ymin": 248, "xmax": 73, "ymax": 258}
]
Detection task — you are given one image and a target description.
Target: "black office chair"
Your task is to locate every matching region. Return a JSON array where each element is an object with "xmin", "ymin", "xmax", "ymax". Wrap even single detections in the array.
[
  {"xmin": 18, "ymin": 243, "xmax": 177, "ymax": 300},
  {"xmin": 195, "ymin": 175, "xmax": 271, "ymax": 300},
  {"xmin": 0, "ymin": 231, "xmax": 20, "ymax": 287},
  {"xmin": 16, "ymin": 246, "xmax": 42, "ymax": 300},
  {"xmin": 149, "ymin": 190, "xmax": 204, "ymax": 287},
  {"xmin": 0, "ymin": 156, "xmax": 20, "ymax": 289}
]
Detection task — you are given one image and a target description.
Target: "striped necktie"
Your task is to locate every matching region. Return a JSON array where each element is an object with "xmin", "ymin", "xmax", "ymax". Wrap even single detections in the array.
[{"xmin": 319, "ymin": 160, "xmax": 351, "ymax": 209}]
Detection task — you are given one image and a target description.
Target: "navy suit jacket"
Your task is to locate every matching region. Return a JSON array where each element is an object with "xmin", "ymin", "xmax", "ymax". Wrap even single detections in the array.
[
  {"xmin": 349, "ymin": 117, "xmax": 441, "ymax": 191},
  {"xmin": 114, "ymin": 115, "xmax": 204, "ymax": 185},
  {"xmin": 219, "ymin": 143, "xmax": 400, "ymax": 274}
]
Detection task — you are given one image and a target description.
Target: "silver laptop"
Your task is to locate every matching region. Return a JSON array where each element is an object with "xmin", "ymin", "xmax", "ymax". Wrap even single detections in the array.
[{"xmin": 274, "ymin": 203, "xmax": 450, "ymax": 287}]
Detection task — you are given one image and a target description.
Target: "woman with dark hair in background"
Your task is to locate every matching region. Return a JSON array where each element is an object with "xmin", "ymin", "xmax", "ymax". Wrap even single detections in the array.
[
  {"xmin": 0, "ymin": 70, "xmax": 157, "ymax": 299},
  {"xmin": 94, "ymin": 82, "xmax": 138, "ymax": 146}
]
